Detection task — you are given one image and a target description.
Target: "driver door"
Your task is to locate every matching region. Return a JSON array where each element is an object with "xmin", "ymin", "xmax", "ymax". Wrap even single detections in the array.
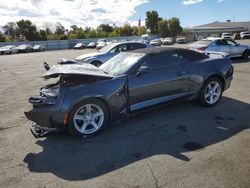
[{"xmin": 128, "ymin": 53, "xmax": 191, "ymax": 111}]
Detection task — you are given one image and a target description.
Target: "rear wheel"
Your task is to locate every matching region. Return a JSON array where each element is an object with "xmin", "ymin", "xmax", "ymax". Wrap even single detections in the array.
[
  {"xmin": 199, "ymin": 77, "xmax": 223, "ymax": 106},
  {"xmin": 68, "ymin": 99, "xmax": 110, "ymax": 138}
]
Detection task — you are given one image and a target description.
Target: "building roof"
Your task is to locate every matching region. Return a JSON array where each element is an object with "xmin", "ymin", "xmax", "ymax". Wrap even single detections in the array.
[
  {"xmin": 187, "ymin": 21, "xmax": 250, "ymax": 33},
  {"xmin": 194, "ymin": 21, "xmax": 250, "ymax": 28}
]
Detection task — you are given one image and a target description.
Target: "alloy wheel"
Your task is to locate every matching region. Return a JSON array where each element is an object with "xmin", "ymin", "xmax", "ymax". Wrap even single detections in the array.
[
  {"xmin": 73, "ymin": 104, "xmax": 104, "ymax": 134},
  {"xmin": 204, "ymin": 81, "xmax": 222, "ymax": 105}
]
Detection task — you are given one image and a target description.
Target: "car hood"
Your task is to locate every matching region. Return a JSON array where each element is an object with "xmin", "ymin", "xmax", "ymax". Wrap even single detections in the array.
[
  {"xmin": 75, "ymin": 52, "xmax": 103, "ymax": 61},
  {"xmin": 43, "ymin": 64, "xmax": 113, "ymax": 79}
]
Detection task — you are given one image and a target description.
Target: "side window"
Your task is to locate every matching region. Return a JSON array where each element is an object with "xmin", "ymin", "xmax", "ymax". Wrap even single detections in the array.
[
  {"xmin": 215, "ymin": 39, "xmax": 228, "ymax": 46},
  {"xmin": 110, "ymin": 44, "xmax": 128, "ymax": 53},
  {"xmin": 129, "ymin": 43, "xmax": 146, "ymax": 51},
  {"xmin": 221, "ymin": 39, "xmax": 229, "ymax": 45},
  {"xmin": 227, "ymin": 40, "xmax": 236, "ymax": 46},
  {"xmin": 143, "ymin": 52, "xmax": 186, "ymax": 71}
]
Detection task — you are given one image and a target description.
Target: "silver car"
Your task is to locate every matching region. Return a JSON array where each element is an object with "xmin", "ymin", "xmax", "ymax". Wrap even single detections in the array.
[
  {"xmin": 74, "ymin": 42, "xmax": 152, "ymax": 66},
  {"xmin": 189, "ymin": 38, "xmax": 250, "ymax": 58},
  {"xmin": 0, "ymin": 45, "xmax": 18, "ymax": 55},
  {"xmin": 149, "ymin": 38, "xmax": 162, "ymax": 46}
]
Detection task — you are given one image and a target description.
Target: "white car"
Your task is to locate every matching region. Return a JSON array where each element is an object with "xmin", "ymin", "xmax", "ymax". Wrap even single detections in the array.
[
  {"xmin": 188, "ymin": 37, "xmax": 250, "ymax": 58},
  {"xmin": 149, "ymin": 38, "xmax": 162, "ymax": 46},
  {"xmin": 0, "ymin": 45, "xmax": 18, "ymax": 55},
  {"xmin": 240, "ymin": 31, "xmax": 250, "ymax": 39},
  {"xmin": 221, "ymin": 33, "xmax": 232, "ymax": 39},
  {"xmin": 162, "ymin": 37, "xmax": 174, "ymax": 45}
]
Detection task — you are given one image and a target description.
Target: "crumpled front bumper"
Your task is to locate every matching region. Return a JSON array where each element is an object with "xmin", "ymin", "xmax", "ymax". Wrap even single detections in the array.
[{"xmin": 24, "ymin": 106, "xmax": 66, "ymax": 131}]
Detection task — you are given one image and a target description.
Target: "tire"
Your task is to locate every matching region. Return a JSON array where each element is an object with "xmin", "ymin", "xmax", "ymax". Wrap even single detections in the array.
[
  {"xmin": 91, "ymin": 61, "xmax": 102, "ymax": 67},
  {"xmin": 199, "ymin": 77, "xmax": 223, "ymax": 106},
  {"xmin": 68, "ymin": 99, "xmax": 110, "ymax": 138},
  {"xmin": 242, "ymin": 50, "xmax": 249, "ymax": 59}
]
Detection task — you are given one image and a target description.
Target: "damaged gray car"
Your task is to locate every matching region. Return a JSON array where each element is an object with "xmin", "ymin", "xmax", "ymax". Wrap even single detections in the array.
[{"xmin": 25, "ymin": 47, "xmax": 233, "ymax": 138}]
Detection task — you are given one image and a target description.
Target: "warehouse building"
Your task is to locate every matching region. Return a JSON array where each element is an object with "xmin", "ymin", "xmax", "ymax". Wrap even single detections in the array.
[{"xmin": 184, "ymin": 21, "xmax": 250, "ymax": 41}]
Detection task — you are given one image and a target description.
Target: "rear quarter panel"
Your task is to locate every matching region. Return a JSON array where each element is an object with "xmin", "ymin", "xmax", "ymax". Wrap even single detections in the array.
[{"xmin": 188, "ymin": 57, "xmax": 231, "ymax": 94}]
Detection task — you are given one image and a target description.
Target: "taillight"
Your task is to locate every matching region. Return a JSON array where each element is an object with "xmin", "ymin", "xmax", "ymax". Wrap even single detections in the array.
[{"xmin": 197, "ymin": 47, "xmax": 207, "ymax": 51}]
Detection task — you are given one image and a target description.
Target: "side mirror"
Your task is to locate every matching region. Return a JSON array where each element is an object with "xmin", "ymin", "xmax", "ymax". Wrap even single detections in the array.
[{"xmin": 136, "ymin": 65, "xmax": 150, "ymax": 76}]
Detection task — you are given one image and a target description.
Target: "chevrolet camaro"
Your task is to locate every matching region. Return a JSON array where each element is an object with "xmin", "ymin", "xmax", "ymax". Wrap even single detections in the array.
[{"xmin": 25, "ymin": 47, "xmax": 234, "ymax": 138}]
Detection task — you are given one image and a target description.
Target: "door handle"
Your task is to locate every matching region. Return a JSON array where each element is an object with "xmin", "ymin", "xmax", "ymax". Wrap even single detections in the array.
[{"xmin": 177, "ymin": 71, "xmax": 186, "ymax": 76}]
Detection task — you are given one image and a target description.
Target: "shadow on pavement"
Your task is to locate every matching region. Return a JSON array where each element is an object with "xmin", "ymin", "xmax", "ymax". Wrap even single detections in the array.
[{"xmin": 24, "ymin": 96, "xmax": 250, "ymax": 180}]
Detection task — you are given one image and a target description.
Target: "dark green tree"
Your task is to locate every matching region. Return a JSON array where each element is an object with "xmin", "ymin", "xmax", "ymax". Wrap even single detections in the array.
[
  {"xmin": 145, "ymin": 10, "xmax": 159, "ymax": 34},
  {"xmin": 168, "ymin": 17, "xmax": 183, "ymax": 37},
  {"xmin": 157, "ymin": 20, "xmax": 170, "ymax": 37},
  {"xmin": 55, "ymin": 22, "xmax": 65, "ymax": 35},
  {"xmin": 97, "ymin": 24, "xmax": 113, "ymax": 33},
  {"xmin": 39, "ymin": 30, "xmax": 47, "ymax": 40},
  {"xmin": 138, "ymin": 26, "xmax": 147, "ymax": 36},
  {"xmin": 3, "ymin": 22, "xmax": 18, "ymax": 39},
  {"xmin": 16, "ymin": 19, "xmax": 40, "ymax": 41},
  {"xmin": 120, "ymin": 23, "xmax": 133, "ymax": 36},
  {"xmin": 0, "ymin": 32, "xmax": 6, "ymax": 42}
]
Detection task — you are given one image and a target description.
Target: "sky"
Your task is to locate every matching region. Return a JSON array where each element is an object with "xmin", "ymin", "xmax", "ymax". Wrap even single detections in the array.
[{"xmin": 0, "ymin": 0, "xmax": 249, "ymax": 30}]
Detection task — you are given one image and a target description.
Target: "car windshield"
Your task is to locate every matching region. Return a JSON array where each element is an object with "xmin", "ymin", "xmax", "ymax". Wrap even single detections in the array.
[
  {"xmin": 99, "ymin": 52, "xmax": 145, "ymax": 75},
  {"xmin": 99, "ymin": 43, "xmax": 116, "ymax": 53},
  {"xmin": 194, "ymin": 40, "xmax": 212, "ymax": 45}
]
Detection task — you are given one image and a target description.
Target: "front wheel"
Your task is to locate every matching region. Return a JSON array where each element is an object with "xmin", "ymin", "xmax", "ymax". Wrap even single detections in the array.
[
  {"xmin": 68, "ymin": 99, "xmax": 110, "ymax": 138},
  {"xmin": 199, "ymin": 78, "xmax": 223, "ymax": 106}
]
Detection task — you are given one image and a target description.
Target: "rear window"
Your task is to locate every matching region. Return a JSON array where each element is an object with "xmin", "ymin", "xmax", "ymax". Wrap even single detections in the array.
[{"xmin": 193, "ymin": 40, "xmax": 212, "ymax": 46}]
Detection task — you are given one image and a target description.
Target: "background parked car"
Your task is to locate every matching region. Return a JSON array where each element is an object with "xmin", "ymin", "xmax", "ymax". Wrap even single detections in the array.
[
  {"xmin": 74, "ymin": 42, "xmax": 152, "ymax": 66},
  {"xmin": 162, "ymin": 37, "xmax": 174, "ymax": 45},
  {"xmin": 188, "ymin": 38, "xmax": 250, "ymax": 58},
  {"xmin": 233, "ymin": 33, "xmax": 241, "ymax": 40},
  {"xmin": 221, "ymin": 33, "xmax": 232, "ymax": 39},
  {"xmin": 87, "ymin": 42, "xmax": 96, "ymax": 49},
  {"xmin": 17, "ymin": 44, "xmax": 33, "ymax": 53},
  {"xmin": 0, "ymin": 45, "xmax": 18, "ymax": 55},
  {"xmin": 240, "ymin": 31, "xmax": 250, "ymax": 39},
  {"xmin": 176, "ymin": 36, "xmax": 187, "ymax": 44},
  {"xmin": 197, "ymin": 36, "xmax": 205, "ymax": 41},
  {"xmin": 32, "ymin": 45, "xmax": 45, "ymax": 52},
  {"xmin": 149, "ymin": 38, "xmax": 162, "ymax": 46},
  {"xmin": 73, "ymin": 43, "xmax": 87, "ymax": 49},
  {"xmin": 96, "ymin": 41, "xmax": 107, "ymax": 50}
]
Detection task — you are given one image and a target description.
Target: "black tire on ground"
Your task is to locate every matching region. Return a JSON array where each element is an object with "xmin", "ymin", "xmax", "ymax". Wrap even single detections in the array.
[
  {"xmin": 91, "ymin": 61, "xmax": 102, "ymax": 67},
  {"xmin": 242, "ymin": 50, "xmax": 250, "ymax": 59},
  {"xmin": 68, "ymin": 98, "xmax": 110, "ymax": 138},
  {"xmin": 199, "ymin": 77, "xmax": 223, "ymax": 107}
]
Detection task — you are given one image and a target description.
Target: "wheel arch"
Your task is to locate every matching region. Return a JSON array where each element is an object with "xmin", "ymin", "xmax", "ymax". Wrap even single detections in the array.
[
  {"xmin": 242, "ymin": 49, "xmax": 250, "ymax": 56},
  {"xmin": 68, "ymin": 96, "xmax": 112, "ymax": 123},
  {"xmin": 205, "ymin": 74, "xmax": 225, "ymax": 91}
]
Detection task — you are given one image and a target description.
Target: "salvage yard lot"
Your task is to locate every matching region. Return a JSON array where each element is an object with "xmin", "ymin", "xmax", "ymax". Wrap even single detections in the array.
[{"xmin": 0, "ymin": 44, "xmax": 250, "ymax": 188}]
